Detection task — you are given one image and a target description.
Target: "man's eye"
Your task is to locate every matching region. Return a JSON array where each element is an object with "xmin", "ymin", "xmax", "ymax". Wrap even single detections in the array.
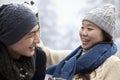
[{"xmin": 28, "ymin": 33, "xmax": 35, "ymax": 38}]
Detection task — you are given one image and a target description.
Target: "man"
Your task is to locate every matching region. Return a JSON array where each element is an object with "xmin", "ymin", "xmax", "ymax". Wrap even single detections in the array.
[
  {"xmin": 0, "ymin": 3, "xmax": 46, "ymax": 80},
  {"xmin": 23, "ymin": 1, "xmax": 71, "ymax": 68}
]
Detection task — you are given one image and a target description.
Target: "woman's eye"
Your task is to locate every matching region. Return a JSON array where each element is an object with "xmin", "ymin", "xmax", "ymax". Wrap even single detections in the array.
[
  {"xmin": 81, "ymin": 26, "xmax": 84, "ymax": 29},
  {"xmin": 88, "ymin": 28, "xmax": 93, "ymax": 30}
]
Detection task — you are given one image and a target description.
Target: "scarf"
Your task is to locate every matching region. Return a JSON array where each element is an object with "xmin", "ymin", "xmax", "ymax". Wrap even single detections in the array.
[
  {"xmin": 46, "ymin": 43, "xmax": 117, "ymax": 80},
  {"xmin": 0, "ymin": 43, "xmax": 35, "ymax": 80}
]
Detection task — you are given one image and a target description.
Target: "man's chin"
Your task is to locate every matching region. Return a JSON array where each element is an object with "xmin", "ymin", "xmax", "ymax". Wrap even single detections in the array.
[{"xmin": 26, "ymin": 51, "xmax": 35, "ymax": 57}]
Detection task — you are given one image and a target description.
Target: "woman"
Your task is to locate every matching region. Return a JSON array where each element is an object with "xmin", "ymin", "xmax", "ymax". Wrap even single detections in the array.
[{"xmin": 45, "ymin": 4, "xmax": 120, "ymax": 80}]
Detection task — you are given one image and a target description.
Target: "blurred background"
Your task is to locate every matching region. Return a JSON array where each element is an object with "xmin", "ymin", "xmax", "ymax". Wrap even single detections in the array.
[{"xmin": 0, "ymin": 0, "xmax": 120, "ymax": 56}]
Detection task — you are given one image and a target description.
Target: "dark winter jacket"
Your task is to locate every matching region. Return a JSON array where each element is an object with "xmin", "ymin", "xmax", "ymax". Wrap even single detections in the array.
[
  {"xmin": 32, "ymin": 47, "xmax": 46, "ymax": 80},
  {"xmin": 0, "ymin": 43, "xmax": 46, "ymax": 80}
]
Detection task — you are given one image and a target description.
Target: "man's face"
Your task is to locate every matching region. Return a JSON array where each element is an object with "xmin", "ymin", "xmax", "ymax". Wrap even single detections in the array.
[{"xmin": 7, "ymin": 25, "xmax": 40, "ymax": 59}]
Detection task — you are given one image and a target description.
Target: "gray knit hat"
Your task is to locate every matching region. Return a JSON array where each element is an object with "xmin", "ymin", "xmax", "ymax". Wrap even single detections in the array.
[
  {"xmin": 83, "ymin": 4, "xmax": 116, "ymax": 37},
  {"xmin": 0, "ymin": 3, "xmax": 38, "ymax": 46}
]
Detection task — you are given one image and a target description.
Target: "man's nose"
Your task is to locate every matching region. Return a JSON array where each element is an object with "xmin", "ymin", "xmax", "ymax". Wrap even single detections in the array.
[{"xmin": 34, "ymin": 32, "xmax": 40, "ymax": 44}]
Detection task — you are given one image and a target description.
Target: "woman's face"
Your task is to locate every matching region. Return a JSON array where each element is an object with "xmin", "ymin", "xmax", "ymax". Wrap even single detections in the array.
[{"xmin": 79, "ymin": 20, "xmax": 104, "ymax": 51}]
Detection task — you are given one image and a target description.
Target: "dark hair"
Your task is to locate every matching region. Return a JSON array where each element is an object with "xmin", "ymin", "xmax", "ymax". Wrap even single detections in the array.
[
  {"xmin": 102, "ymin": 30, "xmax": 113, "ymax": 43},
  {"xmin": 77, "ymin": 73, "xmax": 90, "ymax": 80}
]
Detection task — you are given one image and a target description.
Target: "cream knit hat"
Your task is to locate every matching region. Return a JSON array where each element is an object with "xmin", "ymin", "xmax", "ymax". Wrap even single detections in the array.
[{"xmin": 83, "ymin": 4, "xmax": 116, "ymax": 37}]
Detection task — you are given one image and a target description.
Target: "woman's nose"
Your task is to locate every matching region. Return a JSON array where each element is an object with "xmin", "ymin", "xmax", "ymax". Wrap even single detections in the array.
[{"xmin": 80, "ymin": 29, "xmax": 88, "ymax": 36}]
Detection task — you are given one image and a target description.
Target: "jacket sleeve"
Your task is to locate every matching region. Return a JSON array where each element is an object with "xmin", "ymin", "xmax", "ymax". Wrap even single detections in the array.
[
  {"xmin": 37, "ymin": 40, "xmax": 71, "ymax": 67},
  {"xmin": 104, "ymin": 56, "xmax": 120, "ymax": 80},
  {"xmin": 43, "ymin": 47, "xmax": 71, "ymax": 67}
]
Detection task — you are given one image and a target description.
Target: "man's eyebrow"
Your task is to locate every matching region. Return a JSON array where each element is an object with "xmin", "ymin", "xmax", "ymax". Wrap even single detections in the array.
[{"xmin": 28, "ymin": 27, "xmax": 40, "ymax": 34}]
